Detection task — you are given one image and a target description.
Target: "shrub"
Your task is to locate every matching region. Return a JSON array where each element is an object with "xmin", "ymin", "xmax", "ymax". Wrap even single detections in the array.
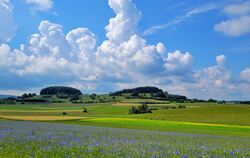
[
  {"xmin": 128, "ymin": 103, "xmax": 152, "ymax": 114},
  {"xmin": 82, "ymin": 107, "xmax": 87, "ymax": 113},
  {"xmin": 90, "ymin": 93, "xmax": 97, "ymax": 99},
  {"xmin": 128, "ymin": 106, "xmax": 138, "ymax": 114},
  {"xmin": 178, "ymin": 105, "xmax": 186, "ymax": 109},
  {"xmin": 62, "ymin": 112, "xmax": 67, "ymax": 115}
]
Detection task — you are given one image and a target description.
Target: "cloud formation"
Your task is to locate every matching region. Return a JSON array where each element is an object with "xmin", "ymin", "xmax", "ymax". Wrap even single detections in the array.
[
  {"xmin": 25, "ymin": 0, "xmax": 53, "ymax": 11},
  {"xmin": 214, "ymin": 15, "xmax": 250, "ymax": 36},
  {"xmin": 0, "ymin": 0, "xmax": 15, "ymax": 42},
  {"xmin": 241, "ymin": 68, "xmax": 250, "ymax": 82},
  {"xmin": 165, "ymin": 50, "xmax": 193, "ymax": 74},
  {"xmin": 215, "ymin": 1, "xmax": 250, "ymax": 36},
  {"xmin": 0, "ymin": 0, "xmax": 250, "ymax": 100}
]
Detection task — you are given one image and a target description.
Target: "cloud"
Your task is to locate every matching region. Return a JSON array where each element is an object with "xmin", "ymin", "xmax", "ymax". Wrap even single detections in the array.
[
  {"xmin": 156, "ymin": 42, "xmax": 165, "ymax": 54},
  {"xmin": 0, "ymin": 0, "xmax": 15, "ymax": 42},
  {"xmin": 214, "ymin": 15, "xmax": 250, "ymax": 36},
  {"xmin": 215, "ymin": 1, "xmax": 250, "ymax": 37},
  {"xmin": 223, "ymin": 1, "xmax": 250, "ymax": 16},
  {"xmin": 143, "ymin": 3, "xmax": 219, "ymax": 35},
  {"xmin": 171, "ymin": 55, "xmax": 232, "ymax": 99},
  {"xmin": 0, "ymin": 20, "xmax": 98, "ymax": 81},
  {"xmin": 216, "ymin": 54, "xmax": 226, "ymax": 66},
  {"xmin": 105, "ymin": 0, "xmax": 141, "ymax": 43},
  {"xmin": 66, "ymin": 27, "xmax": 97, "ymax": 62},
  {"xmin": 1, "ymin": 0, "xmax": 250, "ymax": 100},
  {"xmin": 0, "ymin": 0, "xmax": 167, "ymax": 92},
  {"xmin": 0, "ymin": 44, "xmax": 28, "ymax": 67},
  {"xmin": 241, "ymin": 67, "xmax": 250, "ymax": 82},
  {"xmin": 164, "ymin": 50, "xmax": 193, "ymax": 74},
  {"xmin": 196, "ymin": 55, "xmax": 230, "ymax": 89},
  {"xmin": 97, "ymin": 0, "xmax": 165, "ymax": 76},
  {"xmin": 25, "ymin": 0, "xmax": 53, "ymax": 11}
]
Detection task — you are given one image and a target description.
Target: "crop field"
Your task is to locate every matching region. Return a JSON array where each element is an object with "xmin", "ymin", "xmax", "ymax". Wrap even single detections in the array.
[{"xmin": 1, "ymin": 121, "xmax": 250, "ymax": 158}]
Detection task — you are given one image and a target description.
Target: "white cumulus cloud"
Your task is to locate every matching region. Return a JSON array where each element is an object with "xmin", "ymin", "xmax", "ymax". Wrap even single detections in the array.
[
  {"xmin": 165, "ymin": 50, "xmax": 193, "ymax": 74},
  {"xmin": 214, "ymin": 15, "xmax": 250, "ymax": 36},
  {"xmin": 25, "ymin": 0, "xmax": 53, "ymax": 11},
  {"xmin": 105, "ymin": 0, "xmax": 141, "ymax": 43},
  {"xmin": 1, "ymin": 0, "xmax": 250, "ymax": 100},
  {"xmin": 216, "ymin": 54, "xmax": 226, "ymax": 66},
  {"xmin": 215, "ymin": 1, "xmax": 250, "ymax": 36},
  {"xmin": 0, "ymin": 0, "xmax": 15, "ymax": 42}
]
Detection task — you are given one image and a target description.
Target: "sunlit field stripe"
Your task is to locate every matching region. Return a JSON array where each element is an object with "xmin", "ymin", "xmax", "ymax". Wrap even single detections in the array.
[{"xmin": 80, "ymin": 118, "xmax": 250, "ymax": 129}]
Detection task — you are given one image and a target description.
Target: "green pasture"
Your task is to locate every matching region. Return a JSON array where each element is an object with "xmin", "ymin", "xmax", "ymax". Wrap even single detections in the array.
[
  {"xmin": 0, "ymin": 101, "xmax": 250, "ymax": 137},
  {"xmin": 57, "ymin": 118, "xmax": 250, "ymax": 137}
]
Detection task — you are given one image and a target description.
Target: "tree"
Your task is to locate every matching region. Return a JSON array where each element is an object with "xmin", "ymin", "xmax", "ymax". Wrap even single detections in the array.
[
  {"xmin": 90, "ymin": 93, "xmax": 97, "ymax": 99},
  {"xmin": 70, "ymin": 95, "xmax": 80, "ymax": 103},
  {"xmin": 155, "ymin": 91, "xmax": 166, "ymax": 98},
  {"xmin": 40, "ymin": 86, "xmax": 82, "ymax": 96},
  {"xmin": 208, "ymin": 98, "xmax": 217, "ymax": 102},
  {"xmin": 131, "ymin": 92, "xmax": 139, "ymax": 97},
  {"xmin": 21, "ymin": 93, "xmax": 28, "ymax": 98},
  {"xmin": 128, "ymin": 106, "xmax": 138, "ymax": 114},
  {"xmin": 128, "ymin": 103, "xmax": 152, "ymax": 114},
  {"xmin": 82, "ymin": 107, "xmax": 87, "ymax": 113}
]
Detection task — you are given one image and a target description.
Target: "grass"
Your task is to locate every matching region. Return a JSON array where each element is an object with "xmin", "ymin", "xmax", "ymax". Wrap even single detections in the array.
[
  {"xmin": 1, "ymin": 100, "xmax": 250, "ymax": 157},
  {"xmin": 141, "ymin": 105, "xmax": 250, "ymax": 126},
  {"xmin": 0, "ymin": 101, "xmax": 250, "ymax": 137},
  {"xmin": 57, "ymin": 118, "xmax": 250, "ymax": 137}
]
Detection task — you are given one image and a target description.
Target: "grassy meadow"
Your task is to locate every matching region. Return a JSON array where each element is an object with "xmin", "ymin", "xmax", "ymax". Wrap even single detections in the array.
[
  {"xmin": 1, "ymin": 94, "xmax": 250, "ymax": 157},
  {"xmin": 0, "ymin": 101, "xmax": 250, "ymax": 137}
]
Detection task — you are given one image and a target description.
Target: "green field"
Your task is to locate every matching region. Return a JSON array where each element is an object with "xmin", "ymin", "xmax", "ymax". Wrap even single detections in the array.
[
  {"xmin": 0, "ymin": 101, "xmax": 250, "ymax": 137},
  {"xmin": 1, "ymin": 96, "xmax": 250, "ymax": 157}
]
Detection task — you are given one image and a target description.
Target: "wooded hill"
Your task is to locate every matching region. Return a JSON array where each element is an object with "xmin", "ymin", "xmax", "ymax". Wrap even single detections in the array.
[
  {"xmin": 40, "ymin": 86, "xmax": 82, "ymax": 96},
  {"xmin": 110, "ymin": 86, "xmax": 188, "ymax": 101}
]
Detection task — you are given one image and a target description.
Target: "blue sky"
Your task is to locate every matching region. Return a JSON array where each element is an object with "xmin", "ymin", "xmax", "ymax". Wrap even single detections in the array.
[{"xmin": 0, "ymin": 0, "xmax": 250, "ymax": 100}]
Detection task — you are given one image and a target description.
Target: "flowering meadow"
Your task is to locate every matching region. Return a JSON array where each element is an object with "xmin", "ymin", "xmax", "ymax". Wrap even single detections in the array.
[{"xmin": 0, "ymin": 120, "xmax": 249, "ymax": 158}]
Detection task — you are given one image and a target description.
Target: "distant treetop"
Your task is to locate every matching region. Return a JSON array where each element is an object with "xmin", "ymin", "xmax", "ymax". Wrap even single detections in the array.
[
  {"xmin": 40, "ymin": 86, "xmax": 82, "ymax": 96},
  {"xmin": 110, "ymin": 86, "xmax": 163, "ymax": 95}
]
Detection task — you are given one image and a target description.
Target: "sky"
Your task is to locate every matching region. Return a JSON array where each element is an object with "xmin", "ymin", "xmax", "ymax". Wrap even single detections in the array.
[{"xmin": 0, "ymin": 0, "xmax": 250, "ymax": 100}]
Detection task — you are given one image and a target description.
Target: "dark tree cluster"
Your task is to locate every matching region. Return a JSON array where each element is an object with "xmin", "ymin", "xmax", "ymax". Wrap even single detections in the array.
[
  {"xmin": 110, "ymin": 86, "xmax": 188, "ymax": 102},
  {"xmin": 128, "ymin": 103, "xmax": 152, "ymax": 114},
  {"xmin": 70, "ymin": 94, "xmax": 80, "ymax": 103},
  {"xmin": 163, "ymin": 93, "xmax": 187, "ymax": 102},
  {"xmin": 20, "ymin": 93, "xmax": 37, "ymax": 98},
  {"xmin": 153, "ymin": 91, "xmax": 187, "ymax": 101},
  {"xmin": 110, "ymin": 85, "xmax": 233, "ymax": 103},
  {"xmin": 40, "ymin": 86, "xmax": 82, "ymax": 96},
  {"xmin": 90, "ymin": 93, "xmax": 97, "ymax": 99},
  {"xmin": 17, "ymin": 98, "xmax": 48, "ymax": 103},
  {"xmin": 82, "ymin": 107, "xmax": 87, "ymax": 113},
  {"xmin": 239, "ymin": 101, "xmax": 250, "ymax": 104},
  {"xmin": 111, "ymin": 86, "xmax": 163, "ymax": 96},
  {"xmin": 208, "ymin": 98, "xmax": 217, "ymax": 102}
]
